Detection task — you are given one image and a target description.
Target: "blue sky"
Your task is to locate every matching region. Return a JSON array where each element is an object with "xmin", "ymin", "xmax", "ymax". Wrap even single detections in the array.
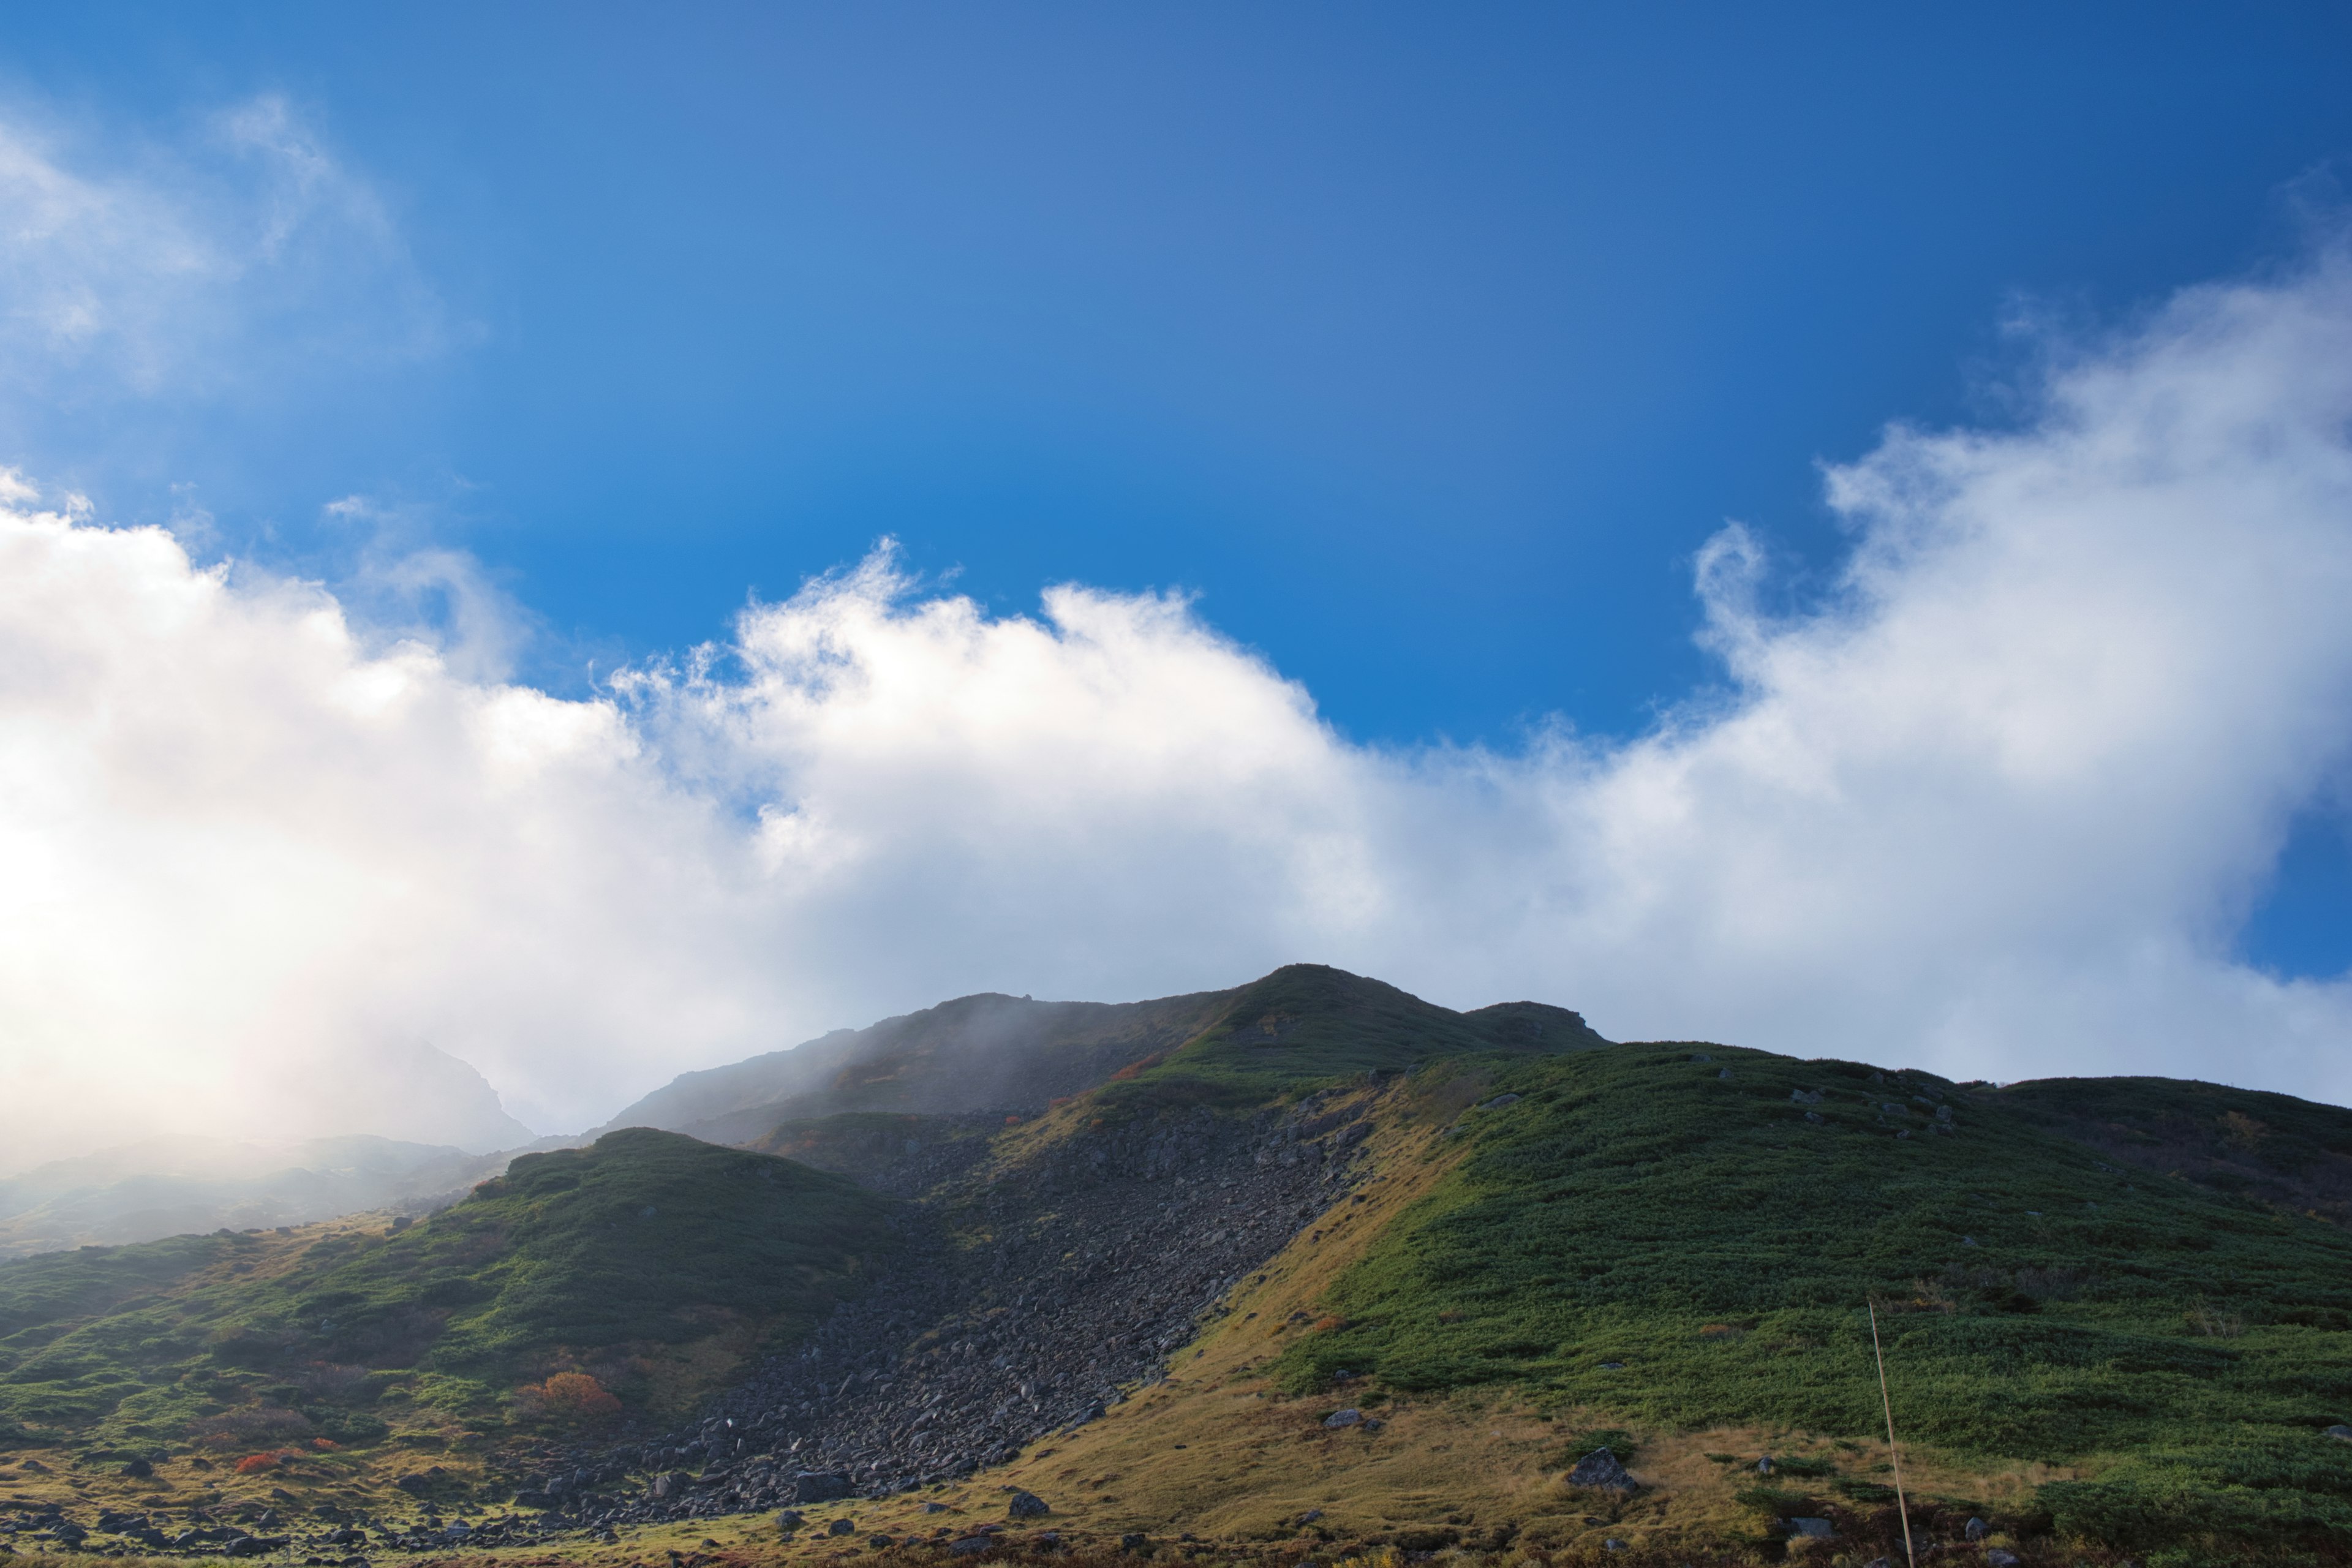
[{"xmin": 4, "ymin": 4, "xmax": 2352, "ymax": 1148}]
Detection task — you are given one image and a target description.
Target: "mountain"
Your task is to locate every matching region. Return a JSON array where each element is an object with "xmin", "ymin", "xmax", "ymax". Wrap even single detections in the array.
[
  {"xmin": 2, "ymin": 965, "xmax": 2347, "ymax": 1566},
  {"xmin": 601, "ymin": 965, "xmax": 1605, "ymax": 1146}
]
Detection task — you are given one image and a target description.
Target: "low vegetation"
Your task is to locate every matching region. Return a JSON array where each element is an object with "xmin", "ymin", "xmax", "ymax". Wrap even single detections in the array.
[
  {"xmin": 0, "ymin": 1129, "xmax": 897, "ymax": 1458},
  {"xmin": 1268, "ymin": 1043, "xmax": 2352, "ymax": 1561}
]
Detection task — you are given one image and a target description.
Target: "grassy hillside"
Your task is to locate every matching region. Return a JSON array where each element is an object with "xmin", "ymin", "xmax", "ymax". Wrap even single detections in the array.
[
  {"xmin": 0, "ymin": 1129, "xmax": 897, "ymax": 1454},
  {"xmin": 1265, "ymin": 1043, "xmax": 2352, "ymax": 1561},
  {"xmin": 1087, "ymin": 965, "xmax": 1607, "ymax": 1116}
]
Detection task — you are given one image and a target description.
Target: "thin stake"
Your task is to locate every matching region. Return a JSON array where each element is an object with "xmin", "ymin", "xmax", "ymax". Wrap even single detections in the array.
[{"xmin": 1869, "ymin": 1300, "xmax": 1917, "ymax": 1568}]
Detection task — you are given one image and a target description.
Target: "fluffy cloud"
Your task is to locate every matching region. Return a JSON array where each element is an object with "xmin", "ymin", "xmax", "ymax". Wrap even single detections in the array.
[{"xmin": 3, "ymin": 251, "xmax": 2351, "ymax": 1166}]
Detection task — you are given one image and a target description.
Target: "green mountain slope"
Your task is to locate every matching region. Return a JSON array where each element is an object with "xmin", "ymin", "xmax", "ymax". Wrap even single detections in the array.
[
  {"xmin": 603, "ymin": 989, "xmax": 1242, "ymax": 1144},
  {"xmin": 1273, "ymin": 1042, "xmax": 2352, "ymax": 1559},
  {"xmin": 0, "ymin": 1129, "xmax": 895, "ymax": 1449}
]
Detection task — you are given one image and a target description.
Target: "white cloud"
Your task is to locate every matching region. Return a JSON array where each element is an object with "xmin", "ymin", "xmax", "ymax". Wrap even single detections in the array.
[
  {"xmin": 0, "ymin": 94, "xmax": 448, "ymax": 404},
  {"xmin": 4, "ymin": 249, "xmax": 2352, "ymax": 1168}
]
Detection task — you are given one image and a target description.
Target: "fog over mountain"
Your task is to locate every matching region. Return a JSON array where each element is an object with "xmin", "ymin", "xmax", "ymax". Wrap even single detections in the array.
[{"xmin": 4, "ymin": 245, "xmax": 2352, "ymax": 1165}]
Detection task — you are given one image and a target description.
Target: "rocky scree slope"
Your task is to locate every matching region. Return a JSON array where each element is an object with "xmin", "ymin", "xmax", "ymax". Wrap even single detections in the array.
[{"xmin": 524, "ymin": 967, "xmax": 1608, "ymax": 1525}]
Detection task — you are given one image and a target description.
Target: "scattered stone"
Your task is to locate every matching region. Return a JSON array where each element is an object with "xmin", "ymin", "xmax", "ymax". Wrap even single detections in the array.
[
  {"xmin": 2327, "ymin": 1425, "xmax": 2352, "ymax": 1441},
  {"xmin": 1986, "ymin": 1553, "xmax": 2021, "ymax": 1567},
  {"xmin": 827, "ymin": 1517, "xmax": 856, "ymax": 1537},
  {"xmin": 949, "ymin": 1536, "xmax": 994, "ymax": 1556},
  {"xmin": 1323, "ymin": 1408, "xmax": 1364, "ymax": 1428},
  {"xmin": 1604, "ymin": 1540, "xmax": 1626, "ymax": 1551},
  {"xmin": 1121, "ymin": 1533, "xmax": 1151, "ymax": 1553},
  {"xmin": 121, "ymin": 1457, "xmax": 152, "ymax": 1478},
  {"xmin": 1804, "ymin": 1111, "xmax": 1825, "ymax": 1124},
  {"xmin": 793, "ymin": 1472, "xmax": 851, "ymax": 1504},
  {"xmin": 1719, "ymin": 1068, "xmax": 1733, "ymax": 1080},
  {"xmin": 1785, "ymin": 1518, "xmax": 1833, "ymax": 1538},
  {"xmin": 1964, "ymin": 1517, "xmax": 1989, "ymax": 1541},
  {"xmin": 1481, "ymin": 1094, "xmax": 1523, "ymax": 1109},
  {"xmin": 1598, "ymin": 1360, "xmax": 1624, "ymax": 1370},
  {"xmin": 1690, "ymin": 1054, "xmax": 1711, "ymax": 1063},
  {"xmin": 1790, "ymin": 1090, "xmax": 1823, "ymax": 1105},
  {"xmin": 777, "ymin": 1510, "xmax": 805, "ymax": 1531},
  {"xmin": 1565, "ymin": 1447, "xmax": 1638, "ymax": 1494},
  {"xmin": 1294, "ymin": 1510, "xmax": 1322, "ymax": 1525},
  {"xmin": 1755, "ymin": 1456, "xmax": 1774, "ymax": 1474},
  {"xmin": 1006, "ymin": 1491, "xmax": 1050, "ymax": 1518}
]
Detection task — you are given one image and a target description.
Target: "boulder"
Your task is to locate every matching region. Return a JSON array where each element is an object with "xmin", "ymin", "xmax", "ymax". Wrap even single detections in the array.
[
  {"xmin": 1755, "ymin": 1455, "xmax": 1775, "ymax": 1474},
  {"xmin": 1323, "ymin": 1408, "xmax": 1364, "ymax": 1429},
  {"xmin": 1120, "ymin": 1534, "xmax": 1151, "ymax": 1553},
  {"xmin": 827, "ymin": 1517, "xmax": 857, "ymax": 1537},
  {"xmin": 1964, "ymin": 1517, "xmax": 1989, "ymax": 1541},
  {"xmin": 776, "ymin": 1510, "xmax": 806, "ymax": 1531},
  {"xmin": 1785, "ymin": 1517, "xmax": 1833, "ymax": 1539},
  {"xmin": 1986, "ymin": 1553, "xmax": 2021, "ymax": 1568},
  {"xmin": 2326, "ymin": 1425, "xmax": 2352, "ymax": 1441},
  {"xmin": 1566, "ymin": 1447, "xmax": 1638, "ymax": 1493},
  {"xmin": 1006, "ymin": 1491, "xmax": 1050, "ymax": 1518},
  {"xmin": 950, "ymin": 1537, "xmax": 994, "ymax": 1556},
  {"xmin": 794, "ymin": 1471, "xmax": 853, "ymax": 1504}
]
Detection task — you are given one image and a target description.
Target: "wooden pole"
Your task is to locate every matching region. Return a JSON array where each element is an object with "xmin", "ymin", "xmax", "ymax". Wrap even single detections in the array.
[{"xmin": 1869, "ymin": 1300, "xmax": 1917, "ymax": 1568}]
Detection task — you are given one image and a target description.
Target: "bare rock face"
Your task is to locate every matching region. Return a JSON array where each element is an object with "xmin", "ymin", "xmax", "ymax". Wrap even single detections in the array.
[
  {"xmin": 1565, "ymin": 1448, "xmax": 1638, "ymax": 1494},
  {"xmin": 1006, "ymin": 1491, "xmax": 1050, "ymax": 1518}
]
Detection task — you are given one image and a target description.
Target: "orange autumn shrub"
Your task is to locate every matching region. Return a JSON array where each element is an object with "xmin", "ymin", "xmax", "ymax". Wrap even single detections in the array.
[
  {"xmin": 234, "ymin": 1453, "xmax": 277, "ymax": 1474},
  {"xmin": 311, "ymin": 1438, "xmax": 339, "ymax": 1451},
  {"xmin": 514, "ymin": 1371, "xmax": 622, "ymax": 1425}
]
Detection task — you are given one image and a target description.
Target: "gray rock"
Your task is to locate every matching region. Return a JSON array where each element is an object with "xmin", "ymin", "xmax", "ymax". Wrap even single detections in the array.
[
  {"xmin": 1565, "ymin": 1447, "xmax": 1638, "ymax": 1493},
  {"xmin": 1324, "ymin": 1408, "xmax": 1364, "ymax": 1428},
  {"xmin": 1690, "ymin": 1054, "xmax": 1711, "ymax": 1063},
  {"xmin": 1964, "ymin": 1517, "xmax": 1990, "ymax": 1541},
  {"xmin": 1790, "ymin": 1090, "xmax": 1823, "ymax": 1105},
  {"xmin": 1482, "ymin": 1093, "xmax": 1523, "ymax": 1109},
  {"xmin": 2327, "ymin": 1425, "xmax": 2352, "ymax": 1441},
  {"xmin": 1121, "ymin": 1533, "xmax": 1151, "ymax": 1552},
  {"xmin": 1604, "ymin": 1540, "xmax": 1626, "ymax": 1551},
  {"xmin": 950, "ymin": 1536, "xmax": 994, "ymax": 1555},
  {"xmin": 1785, "ymin": 1517, "xmax": 1833, "ymax": 1539},
  {"xmin": 827, "ymin": 1517, "xmax": 856, "ymax": 1537},
  {"xmin": 1719, "ymin": 1068, "xmax": 1734, "ymax": 1080},
  {"xmin": 776, "ymin": 1510, "xmax": 805, "ymax": 1531},
  {"xmin": 1294, "ymin": 1510, "xmax": 1322, "ymax": 1525},
  {"xmin": 1006, "ymin": 1491, "xmax": 1050, "ymax": 1518},
  {"xmin": 924, "ymin": 1501, "xmax": 950, "ymax": 1513},
  {"xmin": 1804, "ymin": 1110, "xmax": 1825, "ymax": 1123},
  {"xmin": 794, "ymin": 1471, "xmax": 852, "ymax": 1504},
  {"xmin": 1986, "ymin": 1553, "xmax": 2021, "ymax": 1568},
  {"xmin": 1755, "ymin": 1455, "xmax": 1774, "ymax": 1474}
]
